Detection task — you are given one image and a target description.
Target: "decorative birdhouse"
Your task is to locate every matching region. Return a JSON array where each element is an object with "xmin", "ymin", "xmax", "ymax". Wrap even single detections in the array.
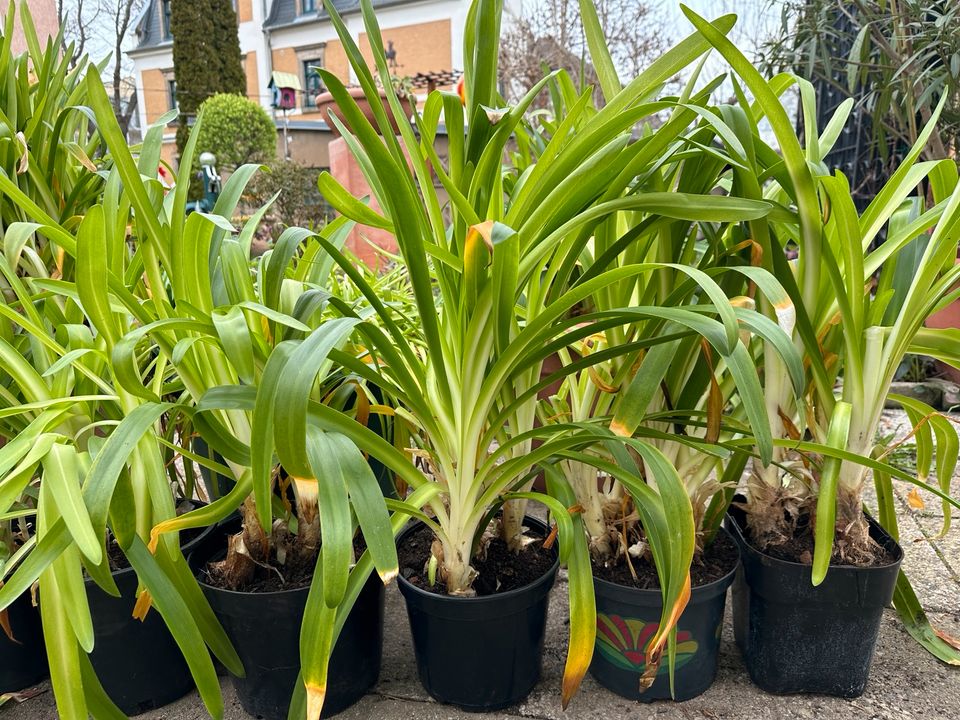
[{"xmin": 269, "ymin": 71, "xmax": 301, "ymax": 111}]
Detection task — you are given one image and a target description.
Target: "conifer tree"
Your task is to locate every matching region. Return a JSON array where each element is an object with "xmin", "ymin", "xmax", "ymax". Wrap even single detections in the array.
[{"xmin": 170, "ymin": 0, "xmax": 246, "ymax": 165}]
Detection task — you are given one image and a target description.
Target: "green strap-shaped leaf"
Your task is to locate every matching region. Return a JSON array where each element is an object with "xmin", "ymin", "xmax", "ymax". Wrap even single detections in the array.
[
  {"xmin": 272, "ymin": 318, "xmax": 361, "ymax": 480},
  {"xmin": 38, "ymin": 571, "xmax": 87, "ymax": 720},
  {"xmin": 577, "ymin": 0, "xmax": 620, "ymax": 102},
  {"xmin": 211, "ymin": 305, "xmax": 255, "ymax": 384},
  {"xmin": 304, "ymin": 427, "xmax": 352, "ymax": 608},
  {"xmin": 152, "ymin": 539, "xmax": 245, "ymax": 676},
  {"xmin": 296, "ymin": 482, "xmax": 442, "ymax": 720},
  {"xmin": 81, "ymin": 402, "xmax": 173, "ymax": 542},
  {"xmin": 892, "ymin": 569, "xmax": 960, "ymax": 665},
  {"xmin": 513, "ymin": 476, "xmax": 595, "ymax": 709},
  {"xmin": 42, "ymin": 443, "xmax": 101, "ymax": 564},
  {"xmin": 812, "ymin": 401, "xmax": 852, "ymax": 586},
  {"xmin": 124, "ymin": 537, "xmax": 224, "ymax": 719},
  {"xmin": 79, "ymin": 652, "xmax": 127, "ymax": 720},
  {"xmin": 0, "ymin": 518, "xmax": 70, "ymax": 611},
  {"xmin": 324, "ymin": 431, "xmax": 398, "ymax": 584},
  {"xmin": 887, "ymin": 393, "xmax": 959, "ymax": 537},
  {"xmin": 317, "ymin": 172, "xmax": 393, "ymax": 231}
]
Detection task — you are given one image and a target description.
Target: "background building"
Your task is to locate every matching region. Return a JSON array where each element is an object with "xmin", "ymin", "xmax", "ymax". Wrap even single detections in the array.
[
  {"xmin": 10, "ymin": 0, "xmax": 59, "ymax": 54},
  {"xmin": 128, "ymin": 0, "xmax": 472, "ymax": 168}
]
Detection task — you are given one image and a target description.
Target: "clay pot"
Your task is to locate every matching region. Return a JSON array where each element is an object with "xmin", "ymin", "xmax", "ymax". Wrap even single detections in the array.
[{"xmin": 315, "ymin": 87, "xmax": 415, "ymax": 137}]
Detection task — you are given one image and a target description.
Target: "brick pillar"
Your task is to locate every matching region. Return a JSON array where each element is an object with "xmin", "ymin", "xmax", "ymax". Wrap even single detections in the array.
[{"xmin": 328, "ymin": 137, "xmax": 399, "ymax": 270}]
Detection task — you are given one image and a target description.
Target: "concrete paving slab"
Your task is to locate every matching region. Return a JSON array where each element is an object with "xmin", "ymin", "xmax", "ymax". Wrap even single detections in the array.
[
  {"xmin": 5, "ymin": 584, "xmax": 960, "ymax": 720},
  {"xmin": 4, "ymin": 409, "xmax": 960, "ymax": 719}
]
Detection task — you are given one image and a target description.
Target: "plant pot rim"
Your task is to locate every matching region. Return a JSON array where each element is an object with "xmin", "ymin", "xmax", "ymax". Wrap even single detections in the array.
[
  {"xmin": 187, "ymin": 514, "xmax": 364, "ymax": 600},
  {"xmin": 89, "ymin": 500, "xmax": 211, "ymax": 584},
  {"xmin": 315, "ymin": 86, "xmax": 390, "ymax": 102},
  {"xmin": 591, "ymin": 525, "xmax": 740, "ymax": 597},
  {"xmin": 727, "ymin": 496, "xmax": 904, "ymax": 572},
  {"xmin": 396, "ymin": 515, "xmax": 559, "ymax": 605}
]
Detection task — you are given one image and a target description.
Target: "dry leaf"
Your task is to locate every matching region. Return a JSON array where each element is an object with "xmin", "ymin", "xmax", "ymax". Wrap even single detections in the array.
[
  {"xmin": 935, "ymin": 628, "xmax": 960, "ymax": 651},
  {"xmin": 907, "ymin": 487, "xmax": 925, "ymax": 510},
  {"xmin": 0, "ymin": 608, "xmax": 15, "ymax": 643},
  {"xmin": 0, "ymin": 687, "xmax": 44, "ymax": 707},
  {"xmin": 132, "ymin": 589, "xmax": 153, "ymax": 621}
]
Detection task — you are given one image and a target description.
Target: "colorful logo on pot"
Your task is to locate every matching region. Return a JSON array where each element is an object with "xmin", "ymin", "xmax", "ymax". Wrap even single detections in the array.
[{"xmin": 596, "ymin": 614, "xmax": 698, "ymax": 673}]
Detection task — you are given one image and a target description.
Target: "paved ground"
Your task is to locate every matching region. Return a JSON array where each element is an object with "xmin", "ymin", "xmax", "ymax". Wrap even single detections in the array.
[{"xmin": 4, "ymin": 411, "xmax": 959, "ymax": 720}]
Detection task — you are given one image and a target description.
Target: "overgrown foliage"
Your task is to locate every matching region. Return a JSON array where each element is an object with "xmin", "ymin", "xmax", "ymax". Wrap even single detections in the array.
[
  {"xmin": 246, "ymin": 158, "xmax": 331, "ymax": 231},
  {"xmin": 763, "ymin": 0, "xmax": 960, "ymax": 162}
]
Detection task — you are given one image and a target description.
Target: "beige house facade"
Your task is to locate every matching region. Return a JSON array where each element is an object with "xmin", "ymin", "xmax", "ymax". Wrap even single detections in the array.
[{"xmin": 128, "ymin": 0, "xmax": 476, "ymax": 170}]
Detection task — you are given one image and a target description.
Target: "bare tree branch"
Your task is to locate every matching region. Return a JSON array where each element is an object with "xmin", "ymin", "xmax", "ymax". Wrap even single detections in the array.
[
  {"xmin": 58, "ymin": 0, "xmax": 145, "ymax": 136},
  {"xmin": 499, "ymin": 0, "xmax": 668, "ymax": 106}
]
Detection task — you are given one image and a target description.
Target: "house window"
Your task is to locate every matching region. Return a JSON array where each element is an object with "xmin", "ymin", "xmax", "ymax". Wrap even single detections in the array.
[
  {"xmin": 167, "ymin": 78, "xmax": 177, "ymax": 110},
  {"xmin": 302, "ymin": 59, "xmax": 324, "ymax": 108},
  {"xmin": 300, "ymin": 0, "xmax": 316, "ymax": 14},
  {"xmin": 161, "ymin": 0, "xmax": 172, "ymax": 40}
]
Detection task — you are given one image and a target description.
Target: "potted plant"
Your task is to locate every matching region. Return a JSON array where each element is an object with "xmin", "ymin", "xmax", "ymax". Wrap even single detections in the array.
[
  {"xmin": 309, "ymin": 0, "xmax": 793, "ymax": 712},
  {"xmin": 526, "ymin": 22, "xmax": 805, "ymax": 695},
  {"xmin": 62, "ymin": 71, "xmax": 422, "ymax": 720},
  {"xmin": 0, "ymin": 100, "xmax": 250, "ymax": 719},
  {"xmin": 680, "ymin": 4, "xmax": 960, "ymax": 695}
]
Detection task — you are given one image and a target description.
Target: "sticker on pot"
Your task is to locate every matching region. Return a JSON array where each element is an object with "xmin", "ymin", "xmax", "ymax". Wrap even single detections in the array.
[{"xmin": 596, "ymin": 614, "xmax": 698, "ymax": 672}]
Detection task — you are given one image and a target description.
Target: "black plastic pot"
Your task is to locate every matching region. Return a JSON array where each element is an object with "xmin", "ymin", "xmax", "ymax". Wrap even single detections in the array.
[
  {"xmin": 396, "ymin": 517, "xmax": 559, "ymax": 711},
  {"xmin": 589, "ymin": 527, "xmax": 739, "ymax": 701},
  {"xmin": 0, "ymin": 590, "xmax": 47, "ymax": 692},
  {"xmin": 86, "ymin": 522, "xmax": 213, "ymax": 714},
  {"xmin": 188, "ymin": 517, "xmax": 384, "ymax": 720},
  {"xmin": 726, "ymin": 500, "xmax": 903, "ymax": 697}
]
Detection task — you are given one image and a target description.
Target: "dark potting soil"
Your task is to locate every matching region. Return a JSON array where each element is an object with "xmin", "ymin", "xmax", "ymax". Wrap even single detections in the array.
[
  {"xmin": 592, "ymin": 529, "xmax": 739, "ymax": 590},
  {"xmin": 201, "ymin": 536, "xmax": 368, "ymax": 594},
  {"xmin": 398, "ymin": 523, "xmax": 556, "ymax": 596},
  {"xmin": 105, "ymin": 524, "xmax": 207, "ymax": 573},
  {"xmin": 757, "ymin": 523, "xmax": 896, "ymax": 567}
]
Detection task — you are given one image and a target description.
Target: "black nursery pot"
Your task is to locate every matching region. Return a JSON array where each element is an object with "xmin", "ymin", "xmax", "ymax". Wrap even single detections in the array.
[
  {"xmin": 725, "ymin": 499, "xmax": 903, "ymax": 698},
  {"xmin": 589, "ymin": 527, "xmax": 739, "ymax": 702},
  {"xmin": 188, "ymin": 517, "xmax": 384, "ymax": 720},
  {"xmin": 0, "ymin": 590, "xmax": 47, "ymax": 692},
  {"xmin": 86, "ymin": 522, "xmax": 213, "ymax": 715},
  {"xmin": 396, "ymin": 516, "xmax": 559, "ymax": 711}
]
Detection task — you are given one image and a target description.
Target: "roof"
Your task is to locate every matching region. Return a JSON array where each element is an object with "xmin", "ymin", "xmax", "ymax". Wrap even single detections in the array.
[
  {"xmin": 270, "ymin": 71, "xmax": 302, "ymax": 90},
  {"xmin": 132, "ymin": 0, "xmax": 431, "ymax": 53},
  {"xmin": 264, "ymin": 0, "xmax": 425, "ymax": 30},
  {"xmin": 130, "ymin": 0, "xmax": 171, "ymax": 54}
]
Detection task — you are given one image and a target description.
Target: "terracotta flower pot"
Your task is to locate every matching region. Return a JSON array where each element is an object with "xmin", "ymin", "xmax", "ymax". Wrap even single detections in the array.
[{"xmin": 315, "ymin": 87, "xmax": 415, "ymax": 137}]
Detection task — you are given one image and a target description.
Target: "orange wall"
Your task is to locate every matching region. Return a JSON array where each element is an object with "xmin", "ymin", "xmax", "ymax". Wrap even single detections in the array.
[
  {"xmin": 10, "ymin": 0, "xmax": 57, "ymax": 54},
  {"xmin": 238, "ymin": 0, "xmax": 254, "ymax": 23},
  {"xmin": 245, "ymin": 51, "xmax": 260, "ymax": 105},
  {"xmin": 359, "ymin": 19, "xmax": 452, "ymax": 81},
  {"xmin": 141, "ymin": 68, "xmax": 170, "ymax": 125}
]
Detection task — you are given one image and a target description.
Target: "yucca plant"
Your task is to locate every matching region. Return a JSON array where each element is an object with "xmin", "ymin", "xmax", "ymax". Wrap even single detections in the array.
[{"xmin": 678, "ymin": 3, "xmax": 960, "ymax": 665}]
